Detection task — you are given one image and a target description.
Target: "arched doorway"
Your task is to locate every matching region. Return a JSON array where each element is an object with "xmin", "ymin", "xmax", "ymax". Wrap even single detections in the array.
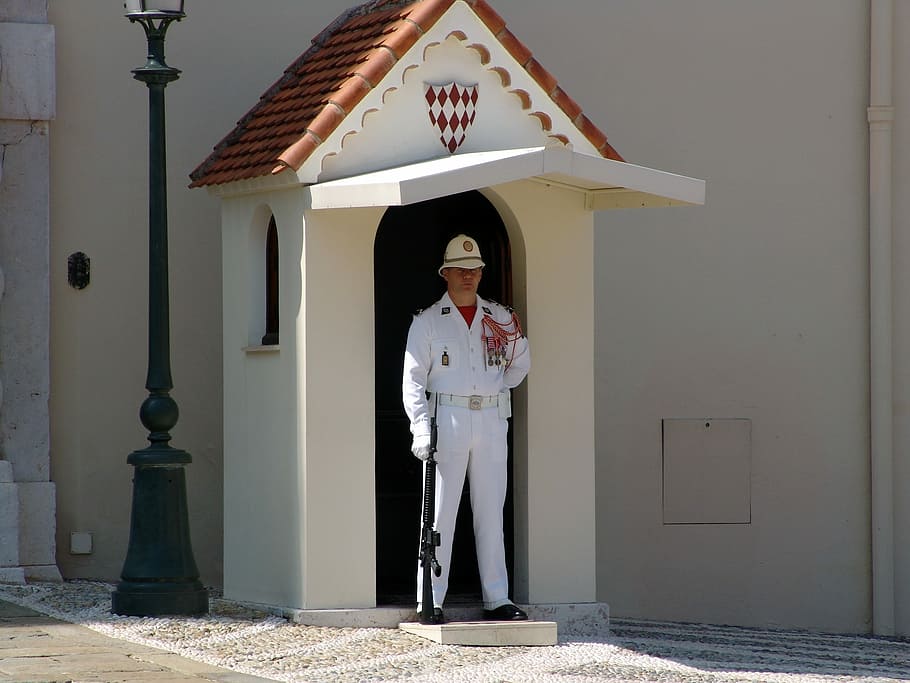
[{"xmin": 374, "ymin": 190, "xmax": 513, "ymax": 605}]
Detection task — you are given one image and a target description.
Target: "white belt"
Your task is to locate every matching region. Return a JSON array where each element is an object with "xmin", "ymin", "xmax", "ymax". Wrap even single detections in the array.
[{"xmin": 436, "ymin": 393, "xmax": 499, "ymax": 410}]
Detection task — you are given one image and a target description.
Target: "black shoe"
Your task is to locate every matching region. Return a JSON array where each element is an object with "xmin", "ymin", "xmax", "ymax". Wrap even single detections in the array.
[
  {"xmin": 419, "ymin": 607, "xmax": 445, "ymax": 625},
  {"xmin": 483, "ymin": 604, "xmax": 528, "ymax": 621}
]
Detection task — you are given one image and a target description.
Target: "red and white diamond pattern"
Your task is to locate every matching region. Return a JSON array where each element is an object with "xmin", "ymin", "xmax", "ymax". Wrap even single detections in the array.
[{"xmin": 425, "ymin": 82, "xmax": 478, "ymax": 153}]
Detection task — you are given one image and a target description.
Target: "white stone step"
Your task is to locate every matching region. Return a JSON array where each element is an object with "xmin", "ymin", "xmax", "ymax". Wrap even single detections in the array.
[
  {"xmin": 275, "ymin": 602, "xmax": 607, "ymax": 634},
  {"xmin": 399, "ymin": 619, "xmax": 558, "ymax": 646}
]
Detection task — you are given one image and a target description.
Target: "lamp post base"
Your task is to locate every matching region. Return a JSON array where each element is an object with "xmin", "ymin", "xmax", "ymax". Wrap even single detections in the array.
[
  {"xmin": 112, "ymin": 453, "xmax": 209, "ymax": 617},
  {"xmin": 111, "ymin": 580, "xmax": 209, "ymax": 616}
]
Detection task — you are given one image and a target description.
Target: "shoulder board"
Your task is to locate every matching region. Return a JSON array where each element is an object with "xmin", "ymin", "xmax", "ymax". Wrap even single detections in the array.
[
  {"xmin": 482, "ymin": 298, "xmax": 515, "ymax": 313},
  {"xmin": 413, "ymin": 296, "xmax": 442, "ymax": 317}
]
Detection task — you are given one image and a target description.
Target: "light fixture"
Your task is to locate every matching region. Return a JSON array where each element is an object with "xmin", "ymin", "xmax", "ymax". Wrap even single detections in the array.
[{"xmin": 124, "ymin": 0, "xmax": 185, "ymax": 18}]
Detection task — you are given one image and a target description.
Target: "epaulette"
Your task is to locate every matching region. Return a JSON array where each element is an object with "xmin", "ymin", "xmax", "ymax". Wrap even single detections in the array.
[
  {"xmin": 414, "ymin": 302, "xmax": 437, "ymax": 316},
  {"xmin": 414, "ymin": 294, "xmax": 443, "ymax": 317},
  {"xmin": 483, "ymin": 298, "xmax": 515, "ymax": 313}
]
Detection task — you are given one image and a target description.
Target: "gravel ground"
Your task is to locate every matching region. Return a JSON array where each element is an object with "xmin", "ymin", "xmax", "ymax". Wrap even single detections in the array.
[{"xmin": 0, "ymin": 581, "xmax": 908, "ymax": 683}]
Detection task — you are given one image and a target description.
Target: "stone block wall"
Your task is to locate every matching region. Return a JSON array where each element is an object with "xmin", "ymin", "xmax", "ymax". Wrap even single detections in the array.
[{"xmin": 0, "ymin": 1, "xmax": 60, "ymax": 583}]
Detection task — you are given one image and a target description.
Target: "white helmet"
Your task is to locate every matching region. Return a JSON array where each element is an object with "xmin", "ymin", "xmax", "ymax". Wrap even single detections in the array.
[{"xmin": 439, "ymin": 234, "xmax": 485, "ymax": 275}]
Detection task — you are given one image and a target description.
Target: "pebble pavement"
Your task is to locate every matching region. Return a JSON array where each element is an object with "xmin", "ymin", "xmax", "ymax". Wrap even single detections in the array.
[{"xmin": 0, "ymin": 581, "xmax": 909, "ymax": 683}]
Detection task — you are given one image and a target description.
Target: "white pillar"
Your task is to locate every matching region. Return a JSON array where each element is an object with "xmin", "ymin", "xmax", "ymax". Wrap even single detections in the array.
[{"xmin": 490, "ymin": 181, "xmax": 598, "ymax": 605}]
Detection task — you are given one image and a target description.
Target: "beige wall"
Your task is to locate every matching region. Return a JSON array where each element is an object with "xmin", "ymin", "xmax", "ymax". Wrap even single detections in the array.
[
  {"xmin": 892, "ymin": 0, "xmax": 910, "ymax": 635},
  {"xmin": 220, "ymin": 194, "xmax": 306, "ymax": 606},
  {"xmin": 48, "ymin": 0, "xmax": 359, "ymax": 586},
  {"xmin": 46, "ymin": 0, "xmax": 910, "ymax": 635},
  {"xmin": 575, "ymin": 1, "xmax": 872, "ymax": 631},
  {"xmin": 298, "ymin": 206, "xmax": 380, "ymax": 608}
]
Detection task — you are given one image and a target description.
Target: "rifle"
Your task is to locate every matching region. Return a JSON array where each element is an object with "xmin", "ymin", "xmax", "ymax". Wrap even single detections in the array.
[{"xmin": 419, "ymin": 398, "xmax": 442, "ymax": 624}]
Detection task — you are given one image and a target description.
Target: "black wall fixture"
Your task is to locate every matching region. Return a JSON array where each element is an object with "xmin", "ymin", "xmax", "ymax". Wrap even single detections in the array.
[{"xmin": 67, "ymin": 252, "xmax": 91, "ymax": 290}]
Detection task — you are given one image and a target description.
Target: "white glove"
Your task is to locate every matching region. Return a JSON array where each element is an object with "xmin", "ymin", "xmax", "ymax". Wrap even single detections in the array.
[{"xmin": 411, "ymin": 433, "xmax": 432, "ymax": 461}]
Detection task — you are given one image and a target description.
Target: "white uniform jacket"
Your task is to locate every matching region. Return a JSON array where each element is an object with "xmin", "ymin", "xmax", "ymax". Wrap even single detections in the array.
[{"xmin": 403, "ymin": 292, "xmax": 530, "ymax": 439}]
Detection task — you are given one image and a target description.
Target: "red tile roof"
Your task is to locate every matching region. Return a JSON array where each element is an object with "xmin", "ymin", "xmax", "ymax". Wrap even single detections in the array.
[{"xmin": 189, "ymin": 0, "xmax": 624, "ymax": 189}]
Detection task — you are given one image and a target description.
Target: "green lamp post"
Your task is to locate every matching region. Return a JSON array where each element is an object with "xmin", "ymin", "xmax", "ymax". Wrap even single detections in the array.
[{"xmin": 111, "ymin": 0, "xmax": 209, "ymax": 617}]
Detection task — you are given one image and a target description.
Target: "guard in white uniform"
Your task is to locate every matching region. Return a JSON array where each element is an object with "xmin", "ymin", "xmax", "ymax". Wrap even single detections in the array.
[{"xmin": 403, "ymin": 234, "xmax": 530, "ymax": 624}]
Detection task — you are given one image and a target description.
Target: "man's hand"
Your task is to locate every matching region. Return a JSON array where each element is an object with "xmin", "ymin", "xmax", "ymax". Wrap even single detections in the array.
[{"xmin": 411, "ymin": 433, "xmax": 432, "ymax": 461}]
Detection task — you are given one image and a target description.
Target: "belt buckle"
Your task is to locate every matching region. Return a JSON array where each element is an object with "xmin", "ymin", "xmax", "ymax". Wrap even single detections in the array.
[{"xmin": 469, "ymin": 395, "xmax": 483, "ymax": 410}]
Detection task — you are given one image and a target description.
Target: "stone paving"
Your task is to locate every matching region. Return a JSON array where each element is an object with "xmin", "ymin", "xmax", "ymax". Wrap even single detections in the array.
[
  {"xmin": 0, "ymin": 598, "xmax": 268, "ymax": 682},
  {"xmin": 1, "ymin": 581, "xmax": 909, "ymax": 682}
]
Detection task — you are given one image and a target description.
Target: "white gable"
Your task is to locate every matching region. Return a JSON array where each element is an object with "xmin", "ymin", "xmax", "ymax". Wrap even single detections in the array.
[{"xmin": 297, "ymin": 0, "xmax": 599, "ymax": 184}]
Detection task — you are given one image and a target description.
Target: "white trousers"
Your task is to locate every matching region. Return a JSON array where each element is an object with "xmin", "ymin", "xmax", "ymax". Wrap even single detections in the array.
[{"xmin": 417, "ymin": 404, "xmax": 511, "ymax": 611}]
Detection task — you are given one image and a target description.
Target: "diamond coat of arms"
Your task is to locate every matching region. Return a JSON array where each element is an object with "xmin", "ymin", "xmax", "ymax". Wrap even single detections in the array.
[{"xmin": 425, "ymin": 82, "xmax": 478, "ymax": 153}]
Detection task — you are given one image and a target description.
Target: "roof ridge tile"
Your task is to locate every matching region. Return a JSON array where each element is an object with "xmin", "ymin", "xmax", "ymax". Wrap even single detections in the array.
[
  {"xmin": 465, "ymin": 0, "xmax": 506, "ymax": 35},
  {"xmin": 381, "ymin": 18, "xmax": 423, "ymax": 59},
  {"xmin": 405, "ymin": 0, "xmax": 455, "ymax": 31}
]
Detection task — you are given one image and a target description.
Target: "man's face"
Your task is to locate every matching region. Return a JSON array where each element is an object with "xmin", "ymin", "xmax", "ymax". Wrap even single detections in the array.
[{"xmin": 442, "ymin": 267, "xmax": 483, "ymax": 298}]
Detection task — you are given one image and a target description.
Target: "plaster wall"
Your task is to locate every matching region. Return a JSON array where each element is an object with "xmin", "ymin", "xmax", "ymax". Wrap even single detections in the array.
[
  {"xmin": 891, "ymin": 0, "xmax": 910, "ymax": 636},
  {"xmin": 44, "ymin": 0, "xmax": 352, "ymax": 584},
  {"xmin": 532, "ymin": 0, "xmax": 870, "ymax": 631},
  {"xmin": 485, "ymin": 180, "xmax": 596, "ymax": 604},
  {"xmin": 42, "ymin": 0, "xmax": 907, "ymax": 636},
  {"xmin": 298, "ymin": 206, "xmax": 381, "ymax": 608},
  {"xmin": 221, "ymin": 193, "xmax": 382, "ymax": 609},
  {"xmin": 221, "ymin": 194, "xmax": 305, "ymax": 607},
  {"xmin": 43, "ymin": 0, "xmax": 619, "ymax": 591}
]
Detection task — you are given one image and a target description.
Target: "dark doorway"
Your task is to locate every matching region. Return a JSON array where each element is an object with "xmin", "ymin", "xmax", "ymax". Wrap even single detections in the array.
[{"xmin": 374, "ymin": 190, "xmax": 513, "ymax": 606}]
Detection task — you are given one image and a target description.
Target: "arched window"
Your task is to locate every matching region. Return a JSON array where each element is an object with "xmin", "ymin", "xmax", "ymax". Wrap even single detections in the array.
[{"xmin": 261, "ymin": 216, "xmax": 279, "ymax": 345}]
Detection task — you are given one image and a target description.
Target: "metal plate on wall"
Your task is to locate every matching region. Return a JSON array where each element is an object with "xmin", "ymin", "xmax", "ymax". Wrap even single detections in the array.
[{"xmin": 662, "ymin": 418, "xmax": 751, "ymax": 525}]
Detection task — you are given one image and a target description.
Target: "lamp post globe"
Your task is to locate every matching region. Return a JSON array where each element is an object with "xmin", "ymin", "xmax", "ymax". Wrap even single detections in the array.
[{"xmin": 111, "ymin": 0, "xmax": 209, "ymax": 617}]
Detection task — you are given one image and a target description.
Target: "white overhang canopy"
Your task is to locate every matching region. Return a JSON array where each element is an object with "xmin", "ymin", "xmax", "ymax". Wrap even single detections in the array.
[{"xmin": 307, "ymin": 146, "xmax": 705, "ymax": 211}]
